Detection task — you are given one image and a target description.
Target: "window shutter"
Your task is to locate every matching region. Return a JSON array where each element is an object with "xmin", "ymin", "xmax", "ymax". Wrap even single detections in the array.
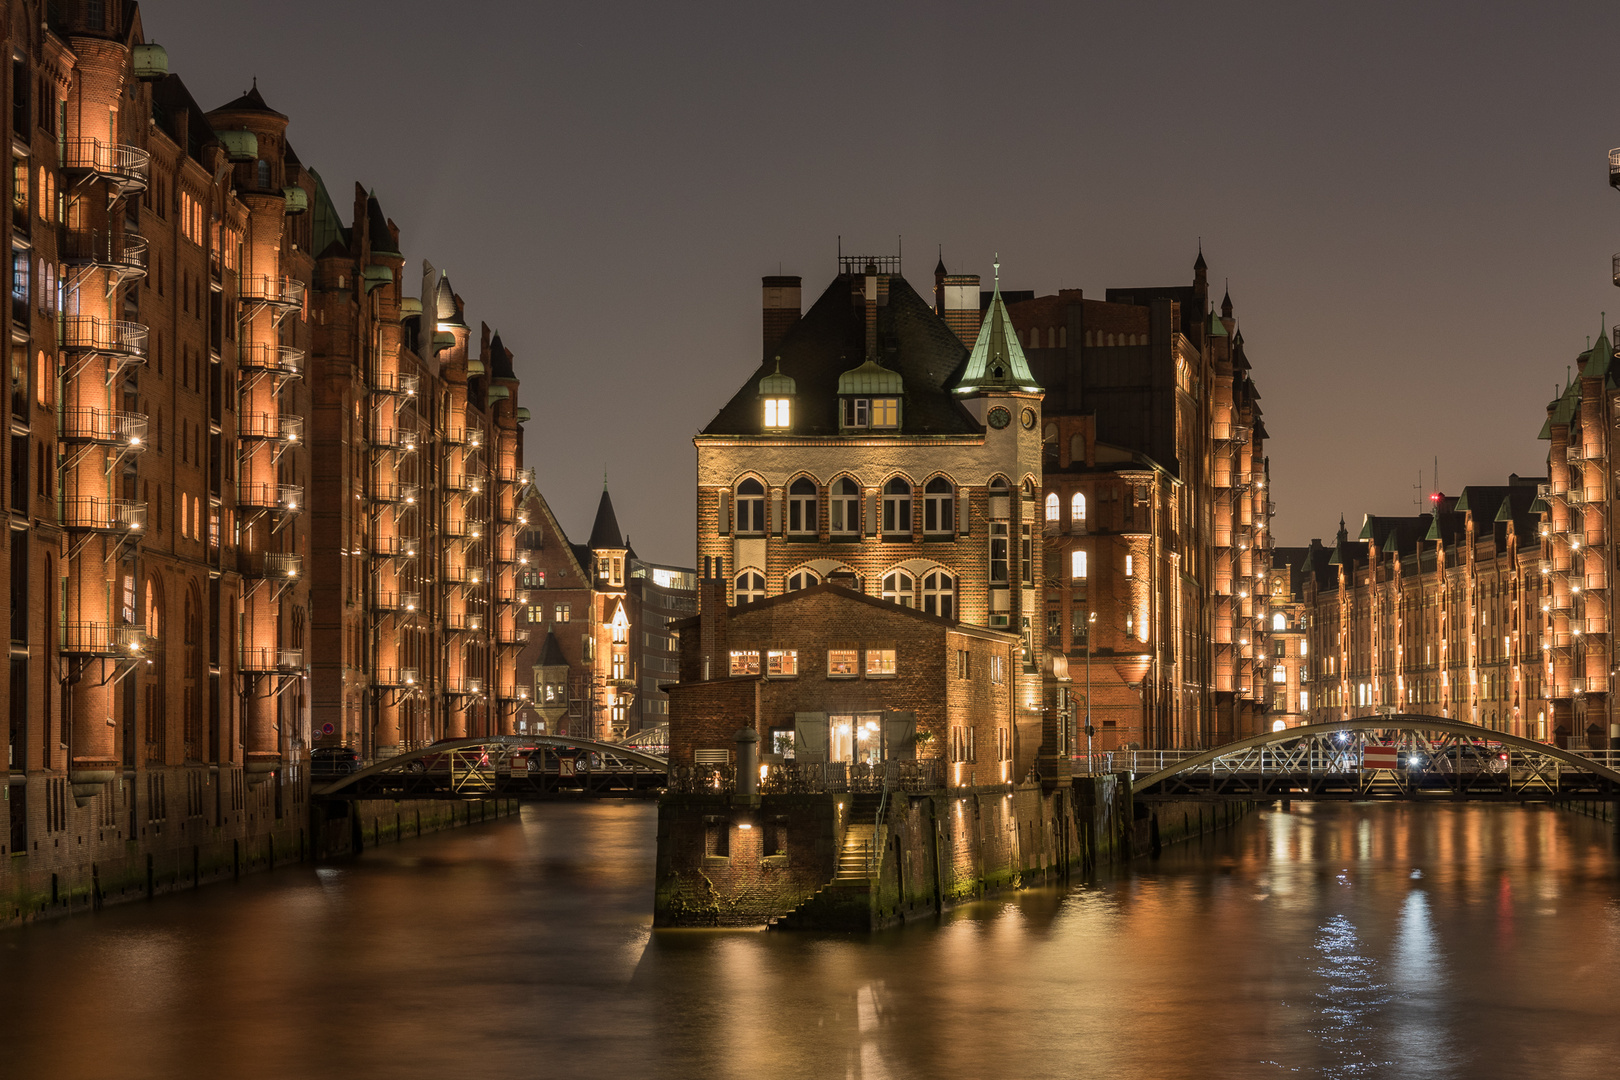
[
  {"xmin": 794, "ymin": 711, "xmax": 828, "ymax": 762},
  {"xmin": 958, "ymin": 490, "xmax": 970, "ymax": 535},
  {"xmin": 883, "ymin": 711, "xmax": 917, "ymax": 761},
  {"xmin": 718, "ymin": 491, "xmax": 731, "ymax": 536}
]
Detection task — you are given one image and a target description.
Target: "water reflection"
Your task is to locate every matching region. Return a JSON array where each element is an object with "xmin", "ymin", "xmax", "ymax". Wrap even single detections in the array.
[{"xmin": 1, "ymin": 802, "xmax": 1618, "ymax": 1079}]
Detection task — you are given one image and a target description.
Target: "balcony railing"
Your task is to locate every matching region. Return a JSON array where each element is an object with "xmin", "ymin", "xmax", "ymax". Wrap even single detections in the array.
[
  {"xmin": 444, "ymin": 471, "xmax": 483, "ymax": 494},
  {"xmin": 372, "ymin": 591, "xmax": 420, "ymax": 614},
  {"xmin": 238, "ymin": 342, "xmax": 305, "ymax": 377},
  {"xmin": 240, "ymin": 648, "xmax": 304, "ymax": 672},
  {"xmin": 445, "ymin": 614, "xmax": 482, "ymax": 633},
  {"xmin": 443, "ymin": 427, "xmax": 479, "ymax": 447},
  {"xmin": 371, "ymin": 482, "xmax": 419, "ymax": 505},
  {"xmin": 1611, "ymin": 147, "xmax": 1620, "ymax": 189},
  {"xmin": 369, "ymin": 535, "xmax": 417, "ymax": 559},
  {"xmin": 371, "ymin": 371, "xmax": 419, "ymax": 396},
  {"xmin": 373, "ymin": 427, "xmax": 418, "ymax": 452},
  {"xmin": 237, "ymin": 482, "xmax": 302, "ymax": 512},
  {"xmin": 1613, "ymin": 252, "xmax": 1620, "ymax": 288},
  {"xmin": 246, "ymin": 552, "xmax": 303, "ymax": 579},
  {"xmin": 62, "ymin": 316, "xmax": 149, "ymax": 359},
  {"xmin": 495, "ymin": 623, "xmax": 526, "ymax": 645},
  {"xmin": 59, "ymin": 496, "xmax": 145, "ymax": 533},
  {"xmin": 375, "ymin": 667, "xmax": 420, "ymax": 688},
  {"xmin": 443, "ymin": 565, "xmax": 483, "ymax": 586},
  {"xmin": 59, "ymin": 407, "xmax": 148, "ymax": 447},
  {"xmin": 240, "ymin": 275, "xmax": 306, "ymax": 309},
  {"xmin": 61, "ymin": 138, "xmax": 151, "ymax": 190},
  {"xmin": 444, "ymin": 676, "xmax": 484, "ymax": 696},
  {"xmin": 61, "ymin": 230, "xmax": 149, "ymax": 276},
  {"xmin": 61, "ymin": 622, "xmax": 151, "ymax": 657},
  {"xmin": 239, "ymin": 413, "xmax": 303, "ymax": 443}
]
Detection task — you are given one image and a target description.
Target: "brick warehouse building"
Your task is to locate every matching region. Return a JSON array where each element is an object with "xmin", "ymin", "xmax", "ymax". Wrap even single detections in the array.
[
  {"xmin": 516, "ymin": 484, "xmax": 696, "ymax": 741},
  {"xmin": 0, "ymin": 1, "xmax": 538, "ymax": 916},
  {"xmin": 996, "ymin": 253, "xmax": 1275, "ymax": 749},
  {"xmin": 691, "ymin": 255, "xmax": 1057, "ymax": 772}
]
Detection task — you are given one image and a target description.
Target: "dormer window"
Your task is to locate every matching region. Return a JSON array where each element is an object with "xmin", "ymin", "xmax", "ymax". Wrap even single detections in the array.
[
  {"xmin": 763, "ymin": 397, "xmax": 791, "ymax": 428},
  {"xmin": 842, "ymin": 398, "xmax": 869, "ymax": 429},
  {"xmin": 870, "ymin": 397, "xmax": 899, "ymax": 428},
  {"xmin": 840, "ymin": 396, "xmax": 899, "ymax": 430}
]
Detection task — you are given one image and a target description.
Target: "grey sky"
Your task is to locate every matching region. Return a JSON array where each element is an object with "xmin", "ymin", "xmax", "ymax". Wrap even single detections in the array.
[{"xmin": 147, "ymin": 0, "xmax": 1620, "ymax": 562}]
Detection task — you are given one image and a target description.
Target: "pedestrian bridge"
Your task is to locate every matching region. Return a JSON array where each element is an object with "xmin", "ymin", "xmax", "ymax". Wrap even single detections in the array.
[
  {"xmin": 1090, "ymin": 717, "xmax": 1620, "ymax": 802},
  {"xmin": 311, "ymin": 735, "xmax": 667, "ymax": 801}
]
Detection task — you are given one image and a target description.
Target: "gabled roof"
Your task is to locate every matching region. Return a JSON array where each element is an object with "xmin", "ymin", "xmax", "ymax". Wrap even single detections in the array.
[
  {"xmin": 588, "ymin": 489, "xmax": 624, "ymax": 550},
  {"xmin": 308, "ymin": 169, "xmax": 350, "ymax": 257},
  {"xmin": 700, "ymin": 272, "xmax": 980, "ymax": 437},
  {"xmin": 488, "ymin": 330, "xmax": 514, "ymax": 380},
  {"xmin": 955, "ymin": 266, "xmax": 1040, "ymax": 394},
  {"xmin": 366, "ymin": 192, "xmax": 400, "ymax": 258}
]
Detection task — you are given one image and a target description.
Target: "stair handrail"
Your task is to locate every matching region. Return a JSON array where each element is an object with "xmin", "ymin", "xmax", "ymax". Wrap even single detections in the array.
[{"xmin": 868, "ymin": 771, "xmax": 893, "ymax": 878}]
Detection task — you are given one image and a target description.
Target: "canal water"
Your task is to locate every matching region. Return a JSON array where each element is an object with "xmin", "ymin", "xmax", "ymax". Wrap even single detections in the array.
[{"xmin": 4, "ymin": 800, "xmax": 1620, "ymax": 1079}]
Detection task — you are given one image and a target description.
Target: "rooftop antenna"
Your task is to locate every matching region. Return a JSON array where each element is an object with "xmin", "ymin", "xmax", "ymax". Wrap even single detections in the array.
[{"xmin": 603, "ymin": 466, "xmax": 608, "ymax": 492}]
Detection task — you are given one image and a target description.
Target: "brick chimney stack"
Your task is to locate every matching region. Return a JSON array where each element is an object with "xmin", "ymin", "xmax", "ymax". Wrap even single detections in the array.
[
  {"xmin": 762, "ymin": 275, "xmax": 801, "ymax": 356},
  {"xmin": 941, "ymin": 274, "xmax": 982, "ymax": 347}
]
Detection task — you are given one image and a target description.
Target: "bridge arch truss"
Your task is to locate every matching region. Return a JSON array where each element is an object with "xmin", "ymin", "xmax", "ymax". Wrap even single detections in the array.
[
  {"xmin": 313, "ymin": 735, "xmax": 668, "ymax": 800},
  {"xmin": 1129, "ymin": 716, "xmax": 1620, "ymax": 802}
]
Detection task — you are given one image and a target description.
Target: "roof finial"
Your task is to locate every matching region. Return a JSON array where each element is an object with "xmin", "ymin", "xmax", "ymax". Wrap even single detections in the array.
[
  {"xmin": 993, "ymin": 253, "xmax": 1000, "ymax": 289},
  {"xmin": 603, "ymin": 466, "xmax": 608, "ymax": 492}
]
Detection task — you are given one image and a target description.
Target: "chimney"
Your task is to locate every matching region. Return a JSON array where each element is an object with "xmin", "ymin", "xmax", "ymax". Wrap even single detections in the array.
[
  {"xmin": 864, "ymin": 262, "xmax": 879, "ymax": 358},
  {"xmin": 698, "ymin": 578, "xmax": 730, "ymax": 683},
  {"xmin": 762, "ymin": 275, "xmax": 801, "ymax": 355},
  {"xmin": 941, "ymin": 274, "xmax": 982, "ymax": 347}
]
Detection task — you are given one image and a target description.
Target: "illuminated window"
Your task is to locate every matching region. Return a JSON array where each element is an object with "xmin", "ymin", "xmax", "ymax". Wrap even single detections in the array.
[
  {"xmin": 1273, "ymin": 664, "xmax": 1286, "ymax": 684},
  {"xmin": 611, "ymin": 655, "xmax": 626, "ymax": 680},
  {"xmin": 735, "ymin": 478, "xmax": 765, "ymax": 534},
  {"xmin": 882, "ymin": 478, "xmax": 912, "ymax": 534},
  {"xmin": 729, "ymin": 650, "xmax": 760, "ymax": 677},
  {"xmin": 734, "ymin": 571, "xmax": 765, "ymax": 605},
  {"xmin": 1044, "ymin": 493, "xmax": 1059, "ymax": 521},
  {"xmin": 767, "ymin": 650, "xmax": 798, "ymax": 677},
  {"xmin": 882, "ymin": 571, "xmax": 915, "ymax": 607},
  {"xmin": 1125, "ymin": 554, "xmax": 1134, "ymax": 577},
  {"xmin": 865, "ymin": 648, "xmax": 897, "ymax": 677},
  {"xmin": 763, "ymin": 397, "xmax": 791, "ymax": 428},
  {"xmin": 870, "ymin": 397, "xmax": 899, "ymax": 428},
  {"xmin": 554, "ymin": 603, "xmax": 570, "ymax": 623},
  {"xmin": 827, "ymin": 649, "xmax": 859, "ymax": 677},
  {"xmin": 831, "ymin": 477, "xmax": 860, "ymax": 534},
  {"xmin": 787, "ymin": 477, "xmax": 817, "ymax": 534},
  {"xmin": 924, "ymin": 477, "xmax": 954, "ymax": 533},
  {"xmin": 922, "ymin": 572, "xmax": 954, "ymax": 619},
  {"xmin": 1071, "ymin": 550, "xmax": 1088, "ymax": 579},
  {"xmin": 1300, "ymin": 690, "xmax": 1310, "ymax": 712},
  {"xmin": 990, "ymin": 655, "xmax": 1004, "ymax": 684},
  {"xmin": 1272, "ymin": 612, "xmax": 1286, "ymax": 630},
  {"xmin": 1072, "ymin": 492, "xmax": 1086, "ymax": 524}
]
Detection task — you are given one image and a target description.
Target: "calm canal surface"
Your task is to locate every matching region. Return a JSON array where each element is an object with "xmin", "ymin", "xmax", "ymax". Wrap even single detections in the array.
[{"xmin": 5, "ymin": 800, "xmax": 1620, "ymax": 1079}]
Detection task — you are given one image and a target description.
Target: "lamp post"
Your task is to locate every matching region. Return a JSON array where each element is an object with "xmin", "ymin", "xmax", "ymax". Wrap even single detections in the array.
[{"xmin": 1085, "ymin": 610, "xmax": 1097, "ymax": 768}]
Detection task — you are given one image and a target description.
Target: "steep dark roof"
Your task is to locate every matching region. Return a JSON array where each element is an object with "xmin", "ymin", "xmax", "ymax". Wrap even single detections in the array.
[
  {"xmin": 366, "ymin": 192, "xmax": 400, "ymax": 257},
  {"xmin": 489, "ymin": 331, "xmax": 515, "ymax": 380},
  {"xmin": 537, "ymin": 630, "xmax": 568, "ymax": 667},
  {"xmin": 700, "ymin": 273, "xmax": 981, "ymax": 438},
  {"xmin": 213, "ymin": 83, "xmax": 286, "ymax": 119},
  {"xmin": 588, "ymin": 489, "xmax": 624, "ymax": 550}
]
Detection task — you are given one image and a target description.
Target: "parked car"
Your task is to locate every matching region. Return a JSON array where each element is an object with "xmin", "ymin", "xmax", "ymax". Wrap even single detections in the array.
[{"xmin": 310, "ymin": 746, "xmax": 361, "ymax": 779}]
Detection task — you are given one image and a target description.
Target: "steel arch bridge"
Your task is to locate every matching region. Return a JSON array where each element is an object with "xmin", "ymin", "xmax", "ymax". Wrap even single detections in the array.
[
  {"xmin": 312, "ymin": 735, "xmax": 668, "ymax": 801},
  {"xmin": 1128, "ymin": 716, "xmax": 1620, "ymax": 802}
]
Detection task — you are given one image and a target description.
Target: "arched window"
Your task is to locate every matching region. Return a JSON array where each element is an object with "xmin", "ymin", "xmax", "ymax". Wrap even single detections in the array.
[
  {"xmin": 924, "ymin": 477, "xmax": 954, "ymax": 534},
  {"xmin": 735, "ymin": 478, "xmax": 765, "ymax": 534},
  {"xmin": 787, "ymin": 569, "xmax": 819, "ymax": 591},
  {"xmin": 1272, "ymin": 612, "xmax": 1286, "ymax": 631},
  {"xmin": 257, "ymin": 159, "xmax": 272, "ymax": 189},
  {"xmin": 882, "ymin": 571, "xmax": 915, "ymax": 607},
  {"xmin": 1044, "ymin": 493, "xmax": 1059, "ymax": 521},
  {"xmin": 922, "ymin": 572, "xmax": 955, "ymax": 619},
  {"xmin": 787, "ymin": 477, "xmax": 817, "ymax": 535},
  {"xmin": 734, "ymin": 571, "xmax": 766, "ymax": 605},
  {"xmin": 831, "ymin": 477, "xmax": 860, "ymax": 535},
  {"xmin": 144, "ymin": 580, "xmax": 160, "ymax": 639},
  {"xmin": 1071, "ymin": 492, "xmax": 1086, "ymax": 525},
  {"xmin": 1071, "ymin": 550, "xmax": 1088, "ymax": 579},
  {"xmin": 882, "ymin": 477, "xmax": 912, "ymax": 534}
]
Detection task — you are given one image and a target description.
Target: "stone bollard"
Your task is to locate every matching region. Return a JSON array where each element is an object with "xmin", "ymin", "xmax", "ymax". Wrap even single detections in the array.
[{"xmin": 735, "ymin": 728, "xmax": 760, "ymax": 796}]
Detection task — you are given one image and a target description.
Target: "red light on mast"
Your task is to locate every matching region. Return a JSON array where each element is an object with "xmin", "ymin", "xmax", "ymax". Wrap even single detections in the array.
[{"xmin": 1429, "ymin": 493, "xmax": 1442, "ymax": 504}]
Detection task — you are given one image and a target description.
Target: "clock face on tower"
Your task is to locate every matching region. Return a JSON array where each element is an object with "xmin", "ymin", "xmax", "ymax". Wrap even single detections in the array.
[
  {"xmin": 1021, "ymin": 408, "xmax": 1036, "ymax": 430},
  {"xmin": 987, "ymin": 407, "xmax": 1011, "ymax": 430}
]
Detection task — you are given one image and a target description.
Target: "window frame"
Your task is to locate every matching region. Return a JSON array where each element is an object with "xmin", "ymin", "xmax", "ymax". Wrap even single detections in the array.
[
  {"xmin": 787, "ymin": 476, "xmax": 817, "ymax": 535},
  {"xmin": 865, "ymin": 648, "xmax": 897, "ymax": 678},
  {"xmin": 924, "ymin": 477, "xmax": 954, "ymax": 534}
]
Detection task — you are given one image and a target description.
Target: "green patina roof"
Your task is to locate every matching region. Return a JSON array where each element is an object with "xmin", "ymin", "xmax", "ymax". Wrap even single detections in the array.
[
  {"xmin": 1208, "ymin": 308, "xmax": 1228, "ymax": 338},
  {"xmin": 954, "ymin": 264, "xmax": 1040, "ymax": 395},
  {"xmin": 1356, "ymin": 514, "xmax": 1374, "ymax": 542},
  {"xmin": 838, "ymin": 358, "xmax": 903, "ymax": 396},
  {"xmin": 308, "ymin": 169, "xmax": 350, "ymax": 256},
  {"xmin": 1539, "ymin": 378, "xmax": 1581, "ymax": 440},
  {"xmin": 758, "ymin": 359, "xmax": 796, "ymax": 396},
  {"xmin": 1494, "ymin": 498, "xmax": 1515, "ymax": 523},
  {"xmin": 1383, "ymin": 532, "xmax": 1401, "ymax": 554},
  {"xmin": 1529, "ymin": 496, "xmax": 1549, "ymax": 514},
  {"xmin": 1586, "ymin": 324, "xmax": 1614, "ymax": 382}
]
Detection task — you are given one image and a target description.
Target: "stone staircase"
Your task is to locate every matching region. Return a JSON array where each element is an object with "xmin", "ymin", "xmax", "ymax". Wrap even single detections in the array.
[{"xmin": 771, "ymin": 795, "xmax": 889, "ymax": 930}]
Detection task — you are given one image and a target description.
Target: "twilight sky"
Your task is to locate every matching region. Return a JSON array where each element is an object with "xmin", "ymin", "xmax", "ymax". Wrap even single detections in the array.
[{"xmin": 148, "ymin": 0, "xmax": 1620, "ymax": 564}]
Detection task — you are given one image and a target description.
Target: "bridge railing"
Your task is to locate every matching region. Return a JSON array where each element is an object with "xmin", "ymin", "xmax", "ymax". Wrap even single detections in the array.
[{"xmin": 666, "ymin": 759, "xmax": 947, "ymax": 796}]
